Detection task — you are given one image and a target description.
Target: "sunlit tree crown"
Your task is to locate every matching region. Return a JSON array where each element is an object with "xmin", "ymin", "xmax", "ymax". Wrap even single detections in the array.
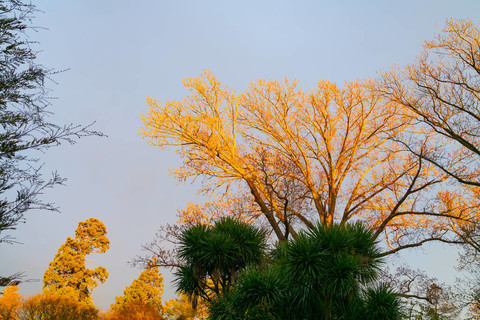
[
  {"xmin": 111, "ymin": 258, "xmax": 164, "ymax": 314},
  {"xmin": 42, "ymin": 218, "xmax": 110, "ymax": 304}
]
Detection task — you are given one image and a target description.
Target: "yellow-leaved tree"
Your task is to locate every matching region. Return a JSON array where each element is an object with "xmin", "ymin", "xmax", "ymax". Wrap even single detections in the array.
[
  {"xmin": 163, "ymin": 294, "xmax": 208, "ymax": 320},
  {"xmin": 43, "ymin": 218, "xmax": 109, "ymax": 304},
  {"xmin": 140, "ymin": 70, "xmax": 469, "ymax": 256},
  {"xmin": 0, "ymin": 285, "xmax": 22, "ymax": 320},
  {"xmin": 19, "ymin": 293, "xmax": 99, "ymax": 320},
  {"xmin": 109, "ymin": 258, "xmax": 164, "ymax": 318}
]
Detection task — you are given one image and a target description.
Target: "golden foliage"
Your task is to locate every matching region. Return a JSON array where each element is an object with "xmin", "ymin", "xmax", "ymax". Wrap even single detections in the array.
[
  {"xmin": 0, "ymin": 286, "xmax": 22, "ymax": 320},
  {"xmin": 177, "ymin": 197, "xmax": 259, "ymax": 227},
  {"xmin": 19, "ymin": 293, "xmax": 98, "ymax": 320},
  {"xmin": 163, "ymin": 294, "xmax": 208, "ymax": 320},
  {"xmin": 104, "ymin": 301, "xmax": 163, "ymax": 320},
  {"xmin": 377, "ymin": 18, "xmax": 480, "ymax": 256},
  {"xmin": 140, "ymin": 70, "xmax": 455, "ymax": 252},
  {"xmin": 110, "ymin": 258, "xmax": 164, "ymax": 316},
  {"xmin": 43, "ymin": 218, "xmax": 109, "ymax": 304}
]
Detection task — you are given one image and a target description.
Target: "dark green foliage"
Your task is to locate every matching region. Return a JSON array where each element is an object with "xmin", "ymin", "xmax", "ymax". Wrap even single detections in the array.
[
  {"xmin": 363, "ymin": 284, "xmax": 402, "ymax": 320},
  {"xmin": 232, "ymin": 266, "xmax": 287, "ymax": 315},
  {"xmin": 208, "ymin": 221, "xmax": 402, "ymax": 320},
  {"xmin": 175, "ymin": 219, "xmax": 402, "ymax": 319},
  {"xmin": 174, "ymin": 218, "xmax": 267, "ymax": 303},
  {"xmin": 208, "ymin": 268, "xmax": 284, "ymax": 320}
]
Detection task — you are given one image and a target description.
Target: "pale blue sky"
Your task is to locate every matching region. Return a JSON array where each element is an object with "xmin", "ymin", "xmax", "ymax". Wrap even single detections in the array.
[{"xmin": 1, "ymin": 0, "xmax": 479, "ymax": 311}]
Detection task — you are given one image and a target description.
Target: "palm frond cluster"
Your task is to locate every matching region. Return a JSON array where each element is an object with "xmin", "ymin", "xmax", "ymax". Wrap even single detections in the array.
[{"xmin": 175, "ymin": 218, "xmax": 402, "ymax": 320}]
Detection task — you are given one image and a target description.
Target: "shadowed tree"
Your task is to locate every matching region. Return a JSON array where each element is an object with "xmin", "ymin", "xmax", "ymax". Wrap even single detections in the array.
[
  {"xmin": 381, "ymin": 18, "xmax": 480, "ymax": 188},
  {"xmin": 379, "ymin": 18, "xmax": 480, "ymax": 314},
  {"xmin": 0, "ymin": 0, "xmax": 102, "ymax": 286}
]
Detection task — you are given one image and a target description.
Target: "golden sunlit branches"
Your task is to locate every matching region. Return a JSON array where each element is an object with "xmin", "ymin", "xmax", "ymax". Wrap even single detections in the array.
[
  {"xmin": 141, "ymin": 69, "xmax": 456, "ymax": 251},
  {"xmin": 381, "ymin": 19, "xmax": 480, "ymax": 187},
  {"xmin": 141, "ymin": 72, "xmax": 242, "ymax": 182},
  {"xmin": 376, "ymin": 18, "xmax": 480, "ymax": 260},
  {"xmin": 177, "ymin": 197, "xmax": 261, "ymax": 227},
  {"xmin": 238, "ymin": 76, "xmax": 423, "ymax": 230}
]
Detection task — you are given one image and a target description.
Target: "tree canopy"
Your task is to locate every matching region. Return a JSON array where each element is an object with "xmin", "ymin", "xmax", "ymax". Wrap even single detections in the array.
[
  {"xmin": 42, "ymin": 218, "xmax": 109, "ymax": 304},
  {"xmin": 174, "ymin": 217, "xmax": 267, "ymax": 306},
  {"xmin": 110, "ymin": 258, "xmax": 164, "ymax": 316},
  {"xmin": 139, "ymin": 18, "xmax": 480, "ymax": 316},
  {"xmin": 140, "ymin": 69, "xmax": 464, "ymax": 256},
  {"xmin": 174, "ymin": 219, "xmax": 402, "ymax": 320},
  {"xmin": 380, "ymin": 18, "xmax": 480, "ymax": 263}
]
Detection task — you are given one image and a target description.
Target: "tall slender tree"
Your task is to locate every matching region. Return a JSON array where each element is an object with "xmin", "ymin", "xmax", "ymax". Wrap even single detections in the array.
[{"xmin": 0, "ymin": 0, "xmax": 102, "ymax": 286}]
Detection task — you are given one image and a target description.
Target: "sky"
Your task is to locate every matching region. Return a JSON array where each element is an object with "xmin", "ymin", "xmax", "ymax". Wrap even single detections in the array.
[{"xmin": 1, "ymin": 0, "xmax": 480, "ymax": 311}]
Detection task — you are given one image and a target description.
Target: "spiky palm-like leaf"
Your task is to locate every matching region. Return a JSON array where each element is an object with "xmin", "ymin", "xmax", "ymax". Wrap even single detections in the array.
[
  {"xmin": 363, "ymin": 283, "xmax": 403, "ymax": 320},
  {"xmin": 175, "ymin": 218, "xmax": 267, "ymax": 304},
  {"xmin": 283, "ymin": 233, "xmax": 325, "ymax": 283}
]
